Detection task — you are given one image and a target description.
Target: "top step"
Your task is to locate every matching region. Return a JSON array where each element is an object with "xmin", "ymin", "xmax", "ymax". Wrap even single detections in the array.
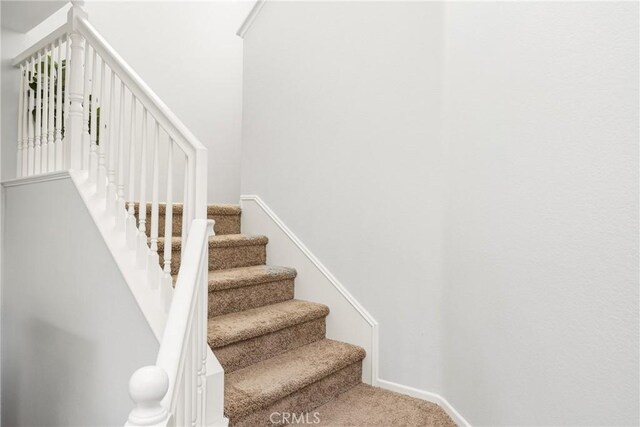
[{"xmin": 134, "ymin": 203, "xmax": 241, "ymax": 236}]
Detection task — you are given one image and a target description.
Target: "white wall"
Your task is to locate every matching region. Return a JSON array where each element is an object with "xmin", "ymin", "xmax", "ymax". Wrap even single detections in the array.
[
  {"xmin": 441, "ymin": 2, "xmax": 639, "ymax": 425},
  {"xmin": 240, "ymin": 1, "xmax": 639, "ymax": 426},
  {"xmin": 242, "ymin": 0, "xmax": 447, "ymax": 395},
  {"xmin": 1, "ymin": 1, "xmax": 252, "ymax": 203},
  {"xmin": 1, "ymin": 175, "xmax": 159, "ymax": 426}
]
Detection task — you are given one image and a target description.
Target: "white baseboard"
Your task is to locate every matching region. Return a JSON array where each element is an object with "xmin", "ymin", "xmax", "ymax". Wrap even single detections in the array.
[
  {"xmin": 240, "ymin": 195, "xmax": 379, "ymax": 384},
  {"xmin": 375, "ymin": 378, "xmax": 471, "ymax": 427}
]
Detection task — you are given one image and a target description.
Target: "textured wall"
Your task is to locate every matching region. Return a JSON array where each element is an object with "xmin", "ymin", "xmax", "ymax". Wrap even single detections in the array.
[{"xmin": 441, "ymin": 2, "xmax": 639, "ymax": 425}]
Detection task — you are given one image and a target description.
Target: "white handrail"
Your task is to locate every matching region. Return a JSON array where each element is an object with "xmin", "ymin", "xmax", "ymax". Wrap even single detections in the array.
[
  {"xmin": 127, "ymin": 219, "xmax": 213, "ymax": 426},
  {"xmin": 74, "ymin": 17, "xmax": 205, "ymax": 157},
  {"xmin": 12, "ymin": 23, "xmax": 69, "ymax": 66}
]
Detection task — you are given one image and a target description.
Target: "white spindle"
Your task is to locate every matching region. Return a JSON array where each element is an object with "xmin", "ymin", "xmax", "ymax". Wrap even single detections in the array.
[
  {"xmin": 63, "ymin": 35, "xmax": 71, "ymax": 149},
  {"xmin": 136, "ymin": 108, "xmax": 149, "ymax": 268},
  {"xmin": 47, "ymin": 45, "xmax": 56, "ymax": 171},
  {"xmin": 89, "ymin": 50, "xmax": 98, "ymax": 182},
  {"xmin": 176, "ymin": 381, "xmax": 186, "ymax": 427},
  {"xmin": 54, "ymin": 39, "xmax": 63, "ymax": 170},
  {"xmin": 181, "ymin": 157, "xmax": 189, "ymax": 262},
  {"xmin": 161, "ymin": 139, "xmax": 174, "ymax": 310},
  {"xmin": 106, "ymin": 71, "xmax": 117, "ymax": 210},
  {"xmin": 191, "ymin": 306, "xmax": 198, "ymax": 427},
  {"xmin": 17, "ymin": 64, "xmax": 25, "ymax": 177},
  {"xmin": 97, "ymin": 59, "xmax": 107, "ymax": 195},
  {"xmin": 82, "ymin": 43, "xmax": 92, "ymax": 170},
  {"xmin": 148, "ymin": 121, "xmax": 161, "ymax": 287},
  {"xmin": 35, "ymin": 51, "xmax": 42, "ymax": 174},
  {"xmin": 126, "ymin": 95, "xmax": 137, "ymax": 249},
  {"xmin": 41, "ymin": 50, "xmax": 49, "ymax": 173},
  {"xmin": 116, "ymin": 81, "xmax": 126, "ymax": 229},
  {"xmin": 27, "ymin": 58, "xmax": 35, "ymax": 176},
  {"xmin": 183, "ymin": 334, "xmax": 193, "ymax": 425},
  {"xmin": 22, "ymin": 62, "xmax": 29, "ymax": 176}
]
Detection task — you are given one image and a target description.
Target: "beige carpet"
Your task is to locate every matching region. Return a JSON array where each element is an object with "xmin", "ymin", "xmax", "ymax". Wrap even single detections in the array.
[{"xmin": 151, "ymin": 204, "xmax": 456, "ymax": 426}]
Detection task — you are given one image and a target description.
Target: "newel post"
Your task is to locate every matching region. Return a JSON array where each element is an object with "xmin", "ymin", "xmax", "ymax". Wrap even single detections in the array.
[
  {"xmin": 126, "ymin": 366, "xmax": 171, "ymax": 427},
  {"xmin": 65, "ymin": 0, "xmax": 87, "ymax": 170}
]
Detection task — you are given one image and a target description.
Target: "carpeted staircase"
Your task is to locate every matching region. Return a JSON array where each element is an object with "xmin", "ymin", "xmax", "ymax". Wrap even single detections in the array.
[{"xmin": 145, "ymin": 204, "xmax": 456, "ymax": 426}]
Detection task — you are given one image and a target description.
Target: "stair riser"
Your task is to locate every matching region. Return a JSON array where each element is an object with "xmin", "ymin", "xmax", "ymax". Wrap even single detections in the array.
[
  {"xmin": 159, "ymin": 242, "xmax": 267, "ymax": 275},
  {"xmin": 230, "ymin": 362, "xmax": 362, "ymax": 426},
  {"xmin": 210, "ymin": 245, "xmax": 266, "ymax": 271},
  {"xmin": 135, "ymin": 205, "xmax": 241, "ymax": 236},
  {"xmin": 209, "ymin": 279, "xmax": 295, "ymax": 317},
  {"xmin": 213, "ymin": 318, "xmax": 325, "ymax": 373}
]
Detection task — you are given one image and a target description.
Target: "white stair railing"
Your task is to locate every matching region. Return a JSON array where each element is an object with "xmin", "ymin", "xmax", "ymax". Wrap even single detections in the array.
[{"xmin": 12, "ymin": 2, "xmax": 217, "ymax": 426}]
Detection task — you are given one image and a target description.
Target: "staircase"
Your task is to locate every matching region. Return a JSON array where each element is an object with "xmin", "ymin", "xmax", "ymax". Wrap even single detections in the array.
[{"xmin": 155, "ymin": 204, "xmax": 456, "ymax": 426}]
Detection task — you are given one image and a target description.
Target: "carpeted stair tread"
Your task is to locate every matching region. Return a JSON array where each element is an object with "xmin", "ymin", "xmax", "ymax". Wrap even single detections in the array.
[
  {"xmin": 157, "ymin": 234, "xmax": 268, "ymax": 251},
  {"xmin": 224, "ymin": 339, "xmax": 366, "ymax": 420},
  {"xmin": 312, "ymin": 384, "xmax": 456, "ymax": 426},
  {"xmin": 208, "ymin": 299, "xmax": 329, "ymax": 348},
  {"xmin": 208, "ymin": 265, "xmax": 297, "ymax": 291}
]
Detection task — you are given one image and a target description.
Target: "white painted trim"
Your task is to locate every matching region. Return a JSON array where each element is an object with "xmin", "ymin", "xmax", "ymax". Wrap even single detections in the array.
[
  {"xmin": 236, "ymin": 0, "xmax": 266, "ymax": 38},
  {"xmin": 240, "ymin": 195, "xmax": 377, "ymax": 326},
  {"xmin": 12, "ymin": 22, "xmax": 69, "ymax": 66},
  {"xmin": 1, "ymin": 170, "xmax": 71, "ymax": 187},
  {"xmin": 375, "ymin": 378, "xmax": 472, "ymax": 427},
  {"xmin": 240, "ymin": 194, "xmax": 379, "ymax": 383},
  {"xmin": 68, "ymin": 170, "xmax": 167, "ymax": 341}
]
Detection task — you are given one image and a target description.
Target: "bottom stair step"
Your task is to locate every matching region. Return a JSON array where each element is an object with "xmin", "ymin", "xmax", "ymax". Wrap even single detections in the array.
[
  {"xmin": 312, "ymin": 384, "xmax": 457, "ymax": 427},
  {"xmin": 225, "ymin": 339, "xmax": 366, "ymax": 425}
]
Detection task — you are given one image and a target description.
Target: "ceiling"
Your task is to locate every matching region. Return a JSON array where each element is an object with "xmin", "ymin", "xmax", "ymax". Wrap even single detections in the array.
[{"xmin": 1, "ymin": 1, "xmax": 68, "ymax": 33}]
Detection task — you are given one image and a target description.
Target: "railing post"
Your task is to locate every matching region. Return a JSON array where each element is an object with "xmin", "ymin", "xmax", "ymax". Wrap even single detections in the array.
[
  {"xmin": 65, "ymin": 1, "xmax": 87, "ymax": 170},
  {"xmin": 126, "ymin": 366, "xmax": 171, "ymax": 427}
]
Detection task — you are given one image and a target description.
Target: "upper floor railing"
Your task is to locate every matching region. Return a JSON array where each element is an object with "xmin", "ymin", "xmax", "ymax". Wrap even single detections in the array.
[{"xmin": 12, "ymin": 1, "xmax": 215, "ymax": 425}]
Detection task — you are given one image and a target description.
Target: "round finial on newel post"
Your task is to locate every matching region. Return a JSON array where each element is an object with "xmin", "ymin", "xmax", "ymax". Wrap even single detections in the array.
[{"xmin": 126, "ymin": 365, "xmax": 170, "ymax": 426}]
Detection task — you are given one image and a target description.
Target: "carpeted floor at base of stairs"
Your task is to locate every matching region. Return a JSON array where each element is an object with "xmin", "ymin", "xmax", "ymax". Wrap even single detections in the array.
[{"xmin": 151, "ymin": 203, "xmax": 456, "ymax": 426}]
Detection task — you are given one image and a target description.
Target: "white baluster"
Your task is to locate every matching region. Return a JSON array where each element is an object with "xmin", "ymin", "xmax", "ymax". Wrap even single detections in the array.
[
  {"xmin": 41, "ymin": 50, "xmax": 49, "ymax": 173},
  {"xmin": 116, "ymin": 81, "xmax": 126, "ymax": 229},
  {"xmin": 137, "ymin": 108, "xmax": 149, "ymax": 268},
  {"xmin": 97, "ymin": 59, "xmax": 107, "ymax": 195},
  {"xmin": 82, "ymin": 43, "xmax": 92, "ymax": 170},
  {"xmin": 66, "ymin": 29, "xmax": 86, "ymax": 170},
  {"xmin": 41, "ymin": 49, "xmax": 49, "ymax": 172},
  {"xmin": 126, "ymin": 95, "xmax": 138, "ymax": 249},
  {"xmin": 17, "ymin": 64, "xmax": 24, "ymax": 177},
  {"xmin": 27, "ymin": 57, "xmax": 35, "ymax": 176},
  {"xmin": 89, "ymin": 50, "xmax": 98, "ymax": 182},
  {"xmin": 34, "ymin": 51, "xmax": 42, "ymax": 174},
  {"xmin": 106, "ymin": 71, "xmax": 117, "ymax": 210},
  {"xmin": 47, "ymin": 45, "xmax": 56, "ymax": 171},
  {"xmin": 184, "ymin": 333, "xmax": 193, "ymax": 426},
  {"xmin": 22, "ymin": 61, "xmax": 30, "ymax": 176},
  {"xmin": 54, "ymin": 39, "xmax": 63, "ymax": 170},
  {"xmin": 148, "ymin": 121, "xmax": 161, "ymax": 287},
  {"xmin": 192, "ymin": 297, "xmax": 199, "ymax": 427},
  {"xmin": 181, "ymin": 158, "xmax": 189, "ymax": 263},
  {"xmin": 63, "ymin": 35, "xmax": 71, "ymax": 158},
  {"xmin": 161, "ymin": 139, "xmax": 174, "ymax": 311},
  {"xmin": 176, "ymin": 379, "xmax": 186, "ymax": 427},
  {"xmin": 126, "ymin": 366, "xmax": 170, "ymax": 427}
]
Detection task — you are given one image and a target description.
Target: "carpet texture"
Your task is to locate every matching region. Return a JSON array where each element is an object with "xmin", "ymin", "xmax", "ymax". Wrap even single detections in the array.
[{"xmin": 156, "ymin": 205, "xmax": 456, "ymax": 426}]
